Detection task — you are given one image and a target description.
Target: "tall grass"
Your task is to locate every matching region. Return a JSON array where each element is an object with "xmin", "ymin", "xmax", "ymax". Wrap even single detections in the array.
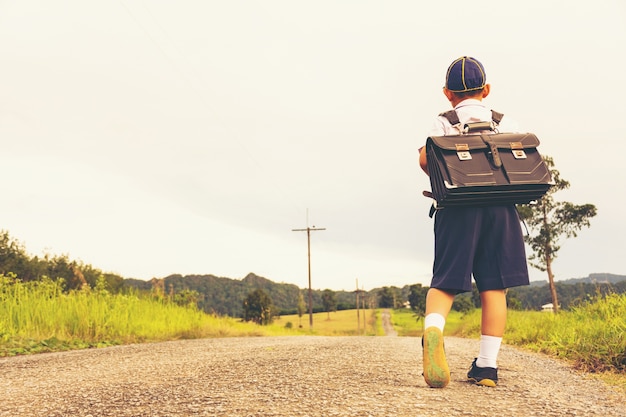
[
  {"xmin": 505, "ymin": 292, "xmax": 626, "ymax": 373},
  {"xmin": 0, "ymin": 273, "xmax": 379, "ymax": 357},
  {"xmin": 0, "ymin": 274, "xmax": 266, "ymax": 355}
]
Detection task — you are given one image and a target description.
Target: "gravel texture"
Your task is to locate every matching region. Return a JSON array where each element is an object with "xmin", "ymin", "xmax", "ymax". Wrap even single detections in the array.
[{"xmin": 0, "ymin": 334, "xmax": 624, "ymax": 417}]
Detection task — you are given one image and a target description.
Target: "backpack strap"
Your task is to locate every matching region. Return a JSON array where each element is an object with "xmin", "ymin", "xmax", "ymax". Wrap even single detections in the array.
[
  {"xmin": 491, "ymin": 110, "xmax": 504, "ymax": 126},
  {"xmin": 439, "ymin": 110, "xmax": 462, "ymax": 134},
  {"xmin": 439, "ymin": 109, "xmax": 504, "ymax": 133},
  {"xmin": 439, "ymin": 110, "xmax": 460, "ymax": 125}
]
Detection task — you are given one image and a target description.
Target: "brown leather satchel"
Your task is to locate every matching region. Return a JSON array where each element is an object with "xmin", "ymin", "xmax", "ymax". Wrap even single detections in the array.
[{"xmin": 425, "ymin": 110, "xmax": 553, "ymax": 208}]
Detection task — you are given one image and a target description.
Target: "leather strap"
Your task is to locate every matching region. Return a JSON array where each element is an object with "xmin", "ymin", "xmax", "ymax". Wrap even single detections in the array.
[
  {"xmin": 491, "ymin": 110, "xmax": 504, "ymax": 125},
  {"xmin": 481, "ymin": 136, "xmax": 502, "ymax": 168},
  {"xmin": 439, "ymin": 109, "xmax": 504, "ymax": 126},
  {"xmin": 439, "ymin": 110, "xmax": 460, "ymax": 125}
]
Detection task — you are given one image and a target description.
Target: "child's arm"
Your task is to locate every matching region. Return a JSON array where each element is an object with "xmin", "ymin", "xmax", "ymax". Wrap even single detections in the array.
[{"xmin": 419, "ymin": 146, "xmax": 429, "ymax": 175}]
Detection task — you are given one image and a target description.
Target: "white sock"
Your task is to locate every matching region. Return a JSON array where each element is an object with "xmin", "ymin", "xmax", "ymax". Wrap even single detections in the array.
[
  {"xmin": 424, "ymin": 313, "xmax": 446, "ymax": 332},
  {"xmin": 476, "ymin": 335, "xmax": 502, "ymax": 368}
]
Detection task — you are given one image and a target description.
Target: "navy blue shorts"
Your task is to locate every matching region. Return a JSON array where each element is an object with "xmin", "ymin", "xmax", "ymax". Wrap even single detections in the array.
[{"xmin": 430, "ymin": 205, "xmax": 529, "ymax": 294}]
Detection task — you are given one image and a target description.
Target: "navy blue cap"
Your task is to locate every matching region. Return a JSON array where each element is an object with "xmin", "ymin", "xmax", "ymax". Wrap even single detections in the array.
[{"xmin": 445, "ymin": 56, "xmax": 486, "ymax": 92}]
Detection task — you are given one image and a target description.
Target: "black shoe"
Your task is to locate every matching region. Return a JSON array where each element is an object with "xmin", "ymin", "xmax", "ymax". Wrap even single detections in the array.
[{"xmin": 467, "ymin": 358, "xmax": 498, "ymax": 387}]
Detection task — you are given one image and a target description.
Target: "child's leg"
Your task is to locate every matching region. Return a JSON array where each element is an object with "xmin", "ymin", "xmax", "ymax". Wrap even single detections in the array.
[
  {"xmin": 477, "ymin": 289, "xmax": 507, "ymax": 368},
  {"xmin": 425, "ymin": 288, "xmax": 456, "ymax": 320},
  {"xmin": 480, "ymin": 289, "xmax": 507, "ymax": 336}
]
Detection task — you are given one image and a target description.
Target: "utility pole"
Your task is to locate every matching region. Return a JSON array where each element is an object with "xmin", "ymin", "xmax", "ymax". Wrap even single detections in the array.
[
  {"xmin": 292, "ymin": 223, "xmax": 325, "ymax": 329},
  {"xmin": 355, "ymin": 279, "xmax": 360, "ymax": 335},
  {"xmin": 355, "ymin": 278, "xmax": 366, "ymax": 335}
]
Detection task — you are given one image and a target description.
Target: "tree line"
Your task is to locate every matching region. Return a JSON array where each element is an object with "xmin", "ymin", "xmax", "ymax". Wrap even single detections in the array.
[
  {"xmin": 405, "ymin": 279, "xmax": 626, "ymax": 317},
  {"xmin": 0, "ymin": 231, "xmax": 125, "ymax": 292},
  {"xmin": 125, "ymin": 273, "xmax": 626, "ymax": 320},
  {"xmin": 1, "ymin": 229, "xmax": 624, "ymax": 322}
]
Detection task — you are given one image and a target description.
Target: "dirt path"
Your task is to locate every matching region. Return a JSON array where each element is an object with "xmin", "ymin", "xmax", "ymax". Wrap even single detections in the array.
[
  {"xmin": 0, "ymin": 336, "xmax": 623, "ymax": 417},
  {"xmin": 381, "ymin": 309, "xmax": 398, "ymax": 336}
]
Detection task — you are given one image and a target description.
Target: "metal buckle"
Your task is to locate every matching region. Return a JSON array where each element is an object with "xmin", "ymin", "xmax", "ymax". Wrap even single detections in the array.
[
  {"xmin": 510, "ymin": 142, "xmax": 527, "ymax": 159},
  {"xmin": 455, "ymin": 144, "xmax": 471, "ymax": 160}
]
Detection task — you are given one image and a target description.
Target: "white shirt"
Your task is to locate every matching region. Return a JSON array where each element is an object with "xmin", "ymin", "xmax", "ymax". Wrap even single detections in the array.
[{"xmin": 426, "ymin": 99, "xmax": 519, "ymax": 137}]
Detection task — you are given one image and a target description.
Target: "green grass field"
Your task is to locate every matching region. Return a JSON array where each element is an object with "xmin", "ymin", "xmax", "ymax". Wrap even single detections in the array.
[{"xmin": 270, "ymin": 308, "xmax": 383, "ymax": 336}]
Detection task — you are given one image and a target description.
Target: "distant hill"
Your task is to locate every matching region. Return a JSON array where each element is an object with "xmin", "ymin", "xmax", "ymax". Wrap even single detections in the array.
[
  {"xmin": 123, "ymin": 272, "xmax": 626, "ymax": 317},
  {"xmin": 512, "ymin": 273, "xmax": 626, "ymax": 310},
  {"xmin": 530, "ymin": 273, "xmax": 626, "ymax": 287},
  {"xmin": 123, "ymin": 272, "xmax": 364, "ymax": 318}
]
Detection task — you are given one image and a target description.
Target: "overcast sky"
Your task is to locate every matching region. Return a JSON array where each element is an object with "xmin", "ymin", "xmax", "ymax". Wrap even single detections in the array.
[{"xmin": 0, "ymin": 1, "xmax": 624, "ymax": 291}]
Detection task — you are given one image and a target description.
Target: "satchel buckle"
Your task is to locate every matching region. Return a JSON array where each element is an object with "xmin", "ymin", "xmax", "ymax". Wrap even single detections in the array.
[
  {"xmin": 455, "ymin": 144, "xmax": 471, "ymax": 160},
  {"xmin": 510, "ymin": 142, "xmax": 527, "ymax": 159}
]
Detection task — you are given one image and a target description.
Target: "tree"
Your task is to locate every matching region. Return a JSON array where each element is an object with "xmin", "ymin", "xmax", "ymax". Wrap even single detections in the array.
[
  {"xmin": 378, "ymin": 286, "xmax": 399, "ymax": 308},
  {"xmin": 0, "ymin": 231, "xmax": 35, "ymax": 281},
  {"xmin": 242, "ymin": 289, "xmax": 274, "ymax": 325},
  {"xmin": 517, "ymin": 156, "xmax": 597, "ymax": 313},
  {"xmin": 321, "ymin": 289, "xmax": 337, "ymax": 319},
  {"xmin": 452, "ymin": 294, "xmax": 475, "ymax": 313},
  {"xmin": 408, "ymin": 284, "xmax": 428, "ymax": 317}
]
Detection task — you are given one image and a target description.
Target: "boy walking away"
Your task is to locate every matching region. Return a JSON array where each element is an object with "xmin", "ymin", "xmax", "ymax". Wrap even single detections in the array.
[{"xmin": 418, "ymin": 56, "xmax": 530, "ymax": 388}]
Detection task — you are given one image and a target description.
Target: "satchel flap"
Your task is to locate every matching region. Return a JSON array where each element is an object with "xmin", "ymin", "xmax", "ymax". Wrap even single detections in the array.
[
  {"xmin": 427, "ymin": 135, "xmax": 487, "ymax": 151},
  {"xmin": 427, "ymin": 132, "xmax": 540, "ymax": 151},
  {"xmin": 484, "ymin": 133, "xmax": 540, "ymax": 149}
]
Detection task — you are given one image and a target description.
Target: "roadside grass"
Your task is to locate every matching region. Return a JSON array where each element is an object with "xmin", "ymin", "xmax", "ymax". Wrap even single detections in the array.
[
  {"xmin": 0, "ymin": 275, "xmax": 266, "ymax": 356},
  {"xmin": 389, "ymin": 307, "xmax": 422, "ymax": 337}
]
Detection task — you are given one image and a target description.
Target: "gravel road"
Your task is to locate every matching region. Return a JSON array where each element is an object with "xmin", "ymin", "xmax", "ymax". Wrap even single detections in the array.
[{"xmin": 0, "ymin": 335, "xmax": 624, "ymax": 417}]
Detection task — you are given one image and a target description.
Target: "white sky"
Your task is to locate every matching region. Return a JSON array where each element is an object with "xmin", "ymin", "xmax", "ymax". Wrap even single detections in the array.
[{"xmin": 0, "ymin": 1, "xmax": 624, "ymax": 291}]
